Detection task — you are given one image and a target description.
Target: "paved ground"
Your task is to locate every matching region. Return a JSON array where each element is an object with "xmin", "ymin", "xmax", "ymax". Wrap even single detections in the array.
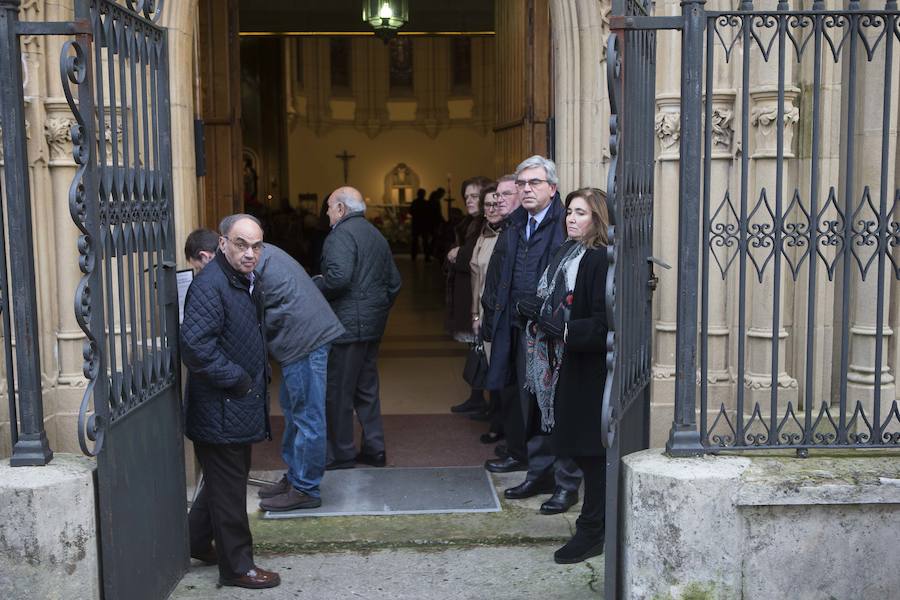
[
  {"xmin": 174, "ymin": 472, "xmax": 604, "ymax": 599},
  {"xmin": 172, "ymin": 545, "xmax": 603, "ymax": 599}
]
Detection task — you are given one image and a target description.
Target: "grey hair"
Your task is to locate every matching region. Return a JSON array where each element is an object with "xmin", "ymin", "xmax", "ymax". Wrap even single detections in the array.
[
  {"xmin": 332, "ymin": 189, "xmax": 367, "ymax": 214},
  {"xmin": 219, "ymin": 213, "xmax": 262, "ymax": 236},
  {"xmin": 515, "ymin": 155, "xmax": 558, "ymax": 186}
]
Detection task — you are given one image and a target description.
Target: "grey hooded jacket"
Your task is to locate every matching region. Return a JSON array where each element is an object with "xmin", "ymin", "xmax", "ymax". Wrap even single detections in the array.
[
  {"xmin": 315, "ymin": 212, "xmax": 402, "ymax": 343},
  {"xmin": 256, "ymin": 244, "xmax": 345, "ymax": 365}
]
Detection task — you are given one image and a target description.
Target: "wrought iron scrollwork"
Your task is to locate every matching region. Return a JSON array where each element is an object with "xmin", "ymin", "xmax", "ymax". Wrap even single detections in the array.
[
  {"xmin": 601, "ymin": 31, "xmax": 621, "ymax": 450},
  {"xmin": 123, "ymin": 0, "xmax": 165, "ymax": 23},
  {"xmin": 62, "ymin": 39, "xmax": 106, "ymax": 457}
]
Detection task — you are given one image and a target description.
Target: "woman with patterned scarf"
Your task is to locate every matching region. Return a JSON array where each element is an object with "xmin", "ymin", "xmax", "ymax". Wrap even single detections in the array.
[{"xmin": 516, "ymin": 187, "xmax": 610, "ymax": 564}]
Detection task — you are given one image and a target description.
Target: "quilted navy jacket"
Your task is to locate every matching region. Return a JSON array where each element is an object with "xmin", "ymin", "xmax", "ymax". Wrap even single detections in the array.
[{"xmin": 180, "ymin": 251, "xmax": 269, "ymax": 444}]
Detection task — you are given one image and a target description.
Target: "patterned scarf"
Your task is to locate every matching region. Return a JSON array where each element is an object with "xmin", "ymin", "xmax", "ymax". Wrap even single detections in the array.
[{"xmin": 524, "ymin": 240, "xmax": 586, "ymax": 432}]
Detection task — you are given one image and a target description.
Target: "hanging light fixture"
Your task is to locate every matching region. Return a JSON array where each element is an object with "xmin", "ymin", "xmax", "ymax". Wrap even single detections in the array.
[{"xmin": 362, "ymin": 0, "xmax": 409, "ymax": 42}]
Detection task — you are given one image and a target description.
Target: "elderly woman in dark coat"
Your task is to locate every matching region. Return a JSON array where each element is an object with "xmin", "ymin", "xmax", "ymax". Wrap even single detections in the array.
[{"xmin": 517, "ymin": 187, "xmax": 610, "ymax": 565}]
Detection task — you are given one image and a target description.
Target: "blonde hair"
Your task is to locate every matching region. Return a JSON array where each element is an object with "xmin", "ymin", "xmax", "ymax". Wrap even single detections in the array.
[{"xmin": 564, "ymin": 187, "xmax": 609, "ymax": 247}]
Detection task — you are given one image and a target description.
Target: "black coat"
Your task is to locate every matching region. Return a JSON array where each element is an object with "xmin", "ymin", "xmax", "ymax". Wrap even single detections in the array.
[
  {"xmin": 180, "ymin": 251, "xmax": 269, "ymax": 444},
  {"xmin": 481, "ymin": 197, "xmax": 567, "ymax": 390},
  {"xmin": 316, "ymin": 212, "xmax": 402, "ymax": 343},
  {"xmin": 551, "ymin": 247, "xmax": 609, "ymax": 457}
]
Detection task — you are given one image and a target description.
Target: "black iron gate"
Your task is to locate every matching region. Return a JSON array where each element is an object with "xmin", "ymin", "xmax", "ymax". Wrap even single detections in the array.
[
  {"xmin": 602, "ymin": 1, "xmax": 657, "ymax": 598},
  {"xmin": 65, "ymin": 1, "xmax": 188, "ymax": 598}
]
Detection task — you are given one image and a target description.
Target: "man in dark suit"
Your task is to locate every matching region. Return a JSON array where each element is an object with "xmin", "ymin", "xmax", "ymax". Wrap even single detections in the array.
[
  {"xmin": 181, "ymin": 214, "xmax": 280, "ymax": 590},
  {"xmin": 481, "ymin": 156, "xmax": 582, "ymax": 515}
]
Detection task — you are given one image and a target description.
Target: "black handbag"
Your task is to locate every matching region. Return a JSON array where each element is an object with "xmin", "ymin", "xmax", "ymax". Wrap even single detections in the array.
[{"xmin": 462, "ymin": 337, "xmax": 488, "ymax": 389}]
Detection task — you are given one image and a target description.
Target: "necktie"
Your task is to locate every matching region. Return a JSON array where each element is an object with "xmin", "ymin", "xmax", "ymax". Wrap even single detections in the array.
[{"xmin": 528, "ymin": 217, "xmax": 537, "ymax": 240}]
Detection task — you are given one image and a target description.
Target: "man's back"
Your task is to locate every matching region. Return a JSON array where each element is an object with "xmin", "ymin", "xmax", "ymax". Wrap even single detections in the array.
[
  {"xmin": 256, "ymin": 244, "xmax": 344, "ymax": 365},
  {"xmin": 318, "ymin": 212, "xmax": 401, "ymax": 343}
]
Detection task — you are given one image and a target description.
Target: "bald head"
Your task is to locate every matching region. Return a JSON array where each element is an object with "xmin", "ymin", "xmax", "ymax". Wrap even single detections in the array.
[
  {"xmin": 326, "ymin": 186, "xmax": 366, "ymax": 226},
  {"xmin": 218, "ymin": 215, "xmax": 264, "ymax": 274}
]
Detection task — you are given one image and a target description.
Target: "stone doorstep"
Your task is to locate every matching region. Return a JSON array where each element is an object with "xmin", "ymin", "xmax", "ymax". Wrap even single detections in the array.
[{"xmin": 240, "ymin": 471, "xmax": 580, "ymax": 554}]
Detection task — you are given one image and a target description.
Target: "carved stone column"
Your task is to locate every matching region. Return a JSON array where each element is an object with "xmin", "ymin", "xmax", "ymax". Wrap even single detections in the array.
[
  {"xmin": 704, "ymin": 94, "xmax": 736, "ymax": 412},
  {"xmin": 844, "ymin": 26, "xmax": 900, "ymax": 425},
  {"xmin": 646, "ymin": 0, "xmax": 684, "ymax": 445},
  {"xmin": 744, "ymin": 87, "xmax": 800, "ymax": 413},
  {"xmin": 550, "ymin": 0, "xmax": 610, "ymax": 191},
  {"xmin": 414, "ymin": 37, "xmax": 449, "ymax": 139},
  {"xmin": 353, "ymin": 37, "xmax": 389, "ymax": 139}
]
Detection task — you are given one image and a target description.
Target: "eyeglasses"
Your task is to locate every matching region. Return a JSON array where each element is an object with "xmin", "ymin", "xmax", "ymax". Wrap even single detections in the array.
[
  {"xmin": 483, "ymin": 202, "xmax": 500, "ymax": 210},
  {"xmin": 515, "ymin": 178, "xmax": 549, "ymax": 189},
  {"xmin": 491, "ymin": 191, "xmax": 517, "ymax": 200},
  {"xmin": 224, "ymin": 236, "xmax": 264, "ymax": 254}
]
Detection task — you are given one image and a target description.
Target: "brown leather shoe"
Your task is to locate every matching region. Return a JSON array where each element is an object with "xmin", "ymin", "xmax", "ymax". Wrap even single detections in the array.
[
  {"xmin": 190, "ymin": 546, "xmax": 217, "ymax": 566},
  {"xmin": 220, "ymin": 566, "xmax": 281, "ymax": 589},
  {"xmin": 259, "ymin": 487, "xmax": 322, "ymax": 512},
  {"xmin": 257, "ymin": 474, "xmax": 290, "ymax": 499}
]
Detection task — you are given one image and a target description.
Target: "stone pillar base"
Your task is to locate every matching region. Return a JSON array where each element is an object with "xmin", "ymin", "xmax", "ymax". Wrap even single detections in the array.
[
  {"xmin": 0, "ymin": 454, "xmax": 99, "ymax": 600},
  {"xmin": 623, "ymin": 449, "xmax": 900, "ymax": 600}
]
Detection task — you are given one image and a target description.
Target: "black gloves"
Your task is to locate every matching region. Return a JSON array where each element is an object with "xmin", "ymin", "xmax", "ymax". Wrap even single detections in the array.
[
  {"xmin": 538, "ymin": 309, "xmax": 566, "ymax": 338},
  {"xmin": 515, "ymin": 296, "xmax": 542, "ymax": 322}
]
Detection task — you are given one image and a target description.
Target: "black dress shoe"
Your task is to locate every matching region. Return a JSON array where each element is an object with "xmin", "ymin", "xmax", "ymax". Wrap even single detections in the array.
[
  {"xmin": 484, "ymin": 456, "xmax": 527, "ymax": 473},
  {"xmin": 480, "ymin": 431, "xmax": 504, "ymax": 444},
  {"xmin": 356, "ymin": 451, "xmax": 386, "ymax": 467},
  {"xmin": 503, "ymin": 478, "xmax": 555, "ymax": 500},
  {"xmin": 540, "ymin": 487, "xmax": 579, "ymax": 515},
  {"xmin": 554, "ymin": 531, "xmax": 605, "ymax": 564},
  {"xmin": 325, "ymin": 458, "xmax": 356, "ymax": 471}
]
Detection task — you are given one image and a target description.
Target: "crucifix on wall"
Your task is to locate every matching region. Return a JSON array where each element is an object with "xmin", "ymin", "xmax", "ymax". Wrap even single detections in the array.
[{"xmin": 335, "ymin": 149, "xmax": 356, "ymax": 183}]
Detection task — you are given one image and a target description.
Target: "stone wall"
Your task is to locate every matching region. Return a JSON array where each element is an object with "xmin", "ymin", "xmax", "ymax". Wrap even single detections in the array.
[{"xmin": 623, "ymin": 449, "xmax": 900, "ymax": 599}]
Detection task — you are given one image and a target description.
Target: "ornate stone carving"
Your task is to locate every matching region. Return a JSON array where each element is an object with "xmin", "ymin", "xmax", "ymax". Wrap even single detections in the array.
[
  {"xmin": 20, "ymin": 0, "xmax": 42, "ymax": 50},
  {"xmin": 710, "ymin": 107, "xmax": 734, "ymax": 150},
  {"xmin": 45, "ymin": 117, "xmax": 74, "ymax": 161},
  {"xmin": 654, "ymin": 111, "xmax": 680, "ymax": 150},
  {"xmin": 750, "ymin": 104, "xmax": 799, "ymax": 134}
]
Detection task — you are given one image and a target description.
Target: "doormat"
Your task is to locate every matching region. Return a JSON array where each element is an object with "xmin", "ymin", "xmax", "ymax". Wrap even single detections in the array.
[{"xmin": 261, "ymin": 466, "xmax": 501, "ymax": 519}]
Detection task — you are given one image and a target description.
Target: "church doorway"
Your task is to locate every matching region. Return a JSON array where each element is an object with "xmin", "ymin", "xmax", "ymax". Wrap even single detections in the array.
[{"xmin": 195, "ymin": 0, "xmax": 554, "ymax": 472}]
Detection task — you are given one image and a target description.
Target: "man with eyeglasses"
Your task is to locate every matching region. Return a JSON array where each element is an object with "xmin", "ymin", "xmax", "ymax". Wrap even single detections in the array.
[
  {"xmin": 180, "ymin": 214, "xmax": 280, "ymax": 589},
  {"xmin": 316, "ymin": 186, "xmax": 402, "ymax": 470},
  {"xmin": 480, "ymin": 156, "xmax": 582, "ymax": 516}
]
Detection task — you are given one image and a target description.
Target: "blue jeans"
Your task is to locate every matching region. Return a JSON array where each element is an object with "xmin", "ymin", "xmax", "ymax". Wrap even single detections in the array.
[{"xmin": 280, "ymin": 344, "xmax": 329, "ymax": 498}]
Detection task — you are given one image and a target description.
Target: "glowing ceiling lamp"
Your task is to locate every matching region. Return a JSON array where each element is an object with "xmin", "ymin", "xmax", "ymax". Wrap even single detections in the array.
[{"xmin": 362, "ymin": 0, "xmax": 409, "ymax": 42}]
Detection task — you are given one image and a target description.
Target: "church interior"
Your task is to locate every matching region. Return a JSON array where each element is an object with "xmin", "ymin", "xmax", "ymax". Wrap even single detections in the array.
[{"xmin": 193, "ymin": 0, "xmax": 550, "ymax": 469}]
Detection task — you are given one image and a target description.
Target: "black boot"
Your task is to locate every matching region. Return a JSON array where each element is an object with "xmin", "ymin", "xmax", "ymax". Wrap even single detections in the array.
[{"xmin": 553, "ymin": 530, "xmax": 605, "ymax": 564}]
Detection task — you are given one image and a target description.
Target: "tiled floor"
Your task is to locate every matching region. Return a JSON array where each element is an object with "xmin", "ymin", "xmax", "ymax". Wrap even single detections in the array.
[{"xmin": 254, "ymin": 255, "xmax": 495, "ymax": 471}]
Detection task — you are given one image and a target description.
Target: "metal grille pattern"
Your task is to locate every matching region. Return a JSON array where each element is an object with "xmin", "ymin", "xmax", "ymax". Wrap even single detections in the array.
[
  {"xmin": 602, "ymin": 27, "xmax": 656, "ymax": 450},
  {"xmin": 603, "ymin": 2, "xmax": 657, "ymax": 597},
  {"xmin": 669, "ymin": 1, "xmax": 900, "ymax": 454},
  {"xmin": 68, "ymin": 0, "xmax": 175, "ymax": 455}
]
